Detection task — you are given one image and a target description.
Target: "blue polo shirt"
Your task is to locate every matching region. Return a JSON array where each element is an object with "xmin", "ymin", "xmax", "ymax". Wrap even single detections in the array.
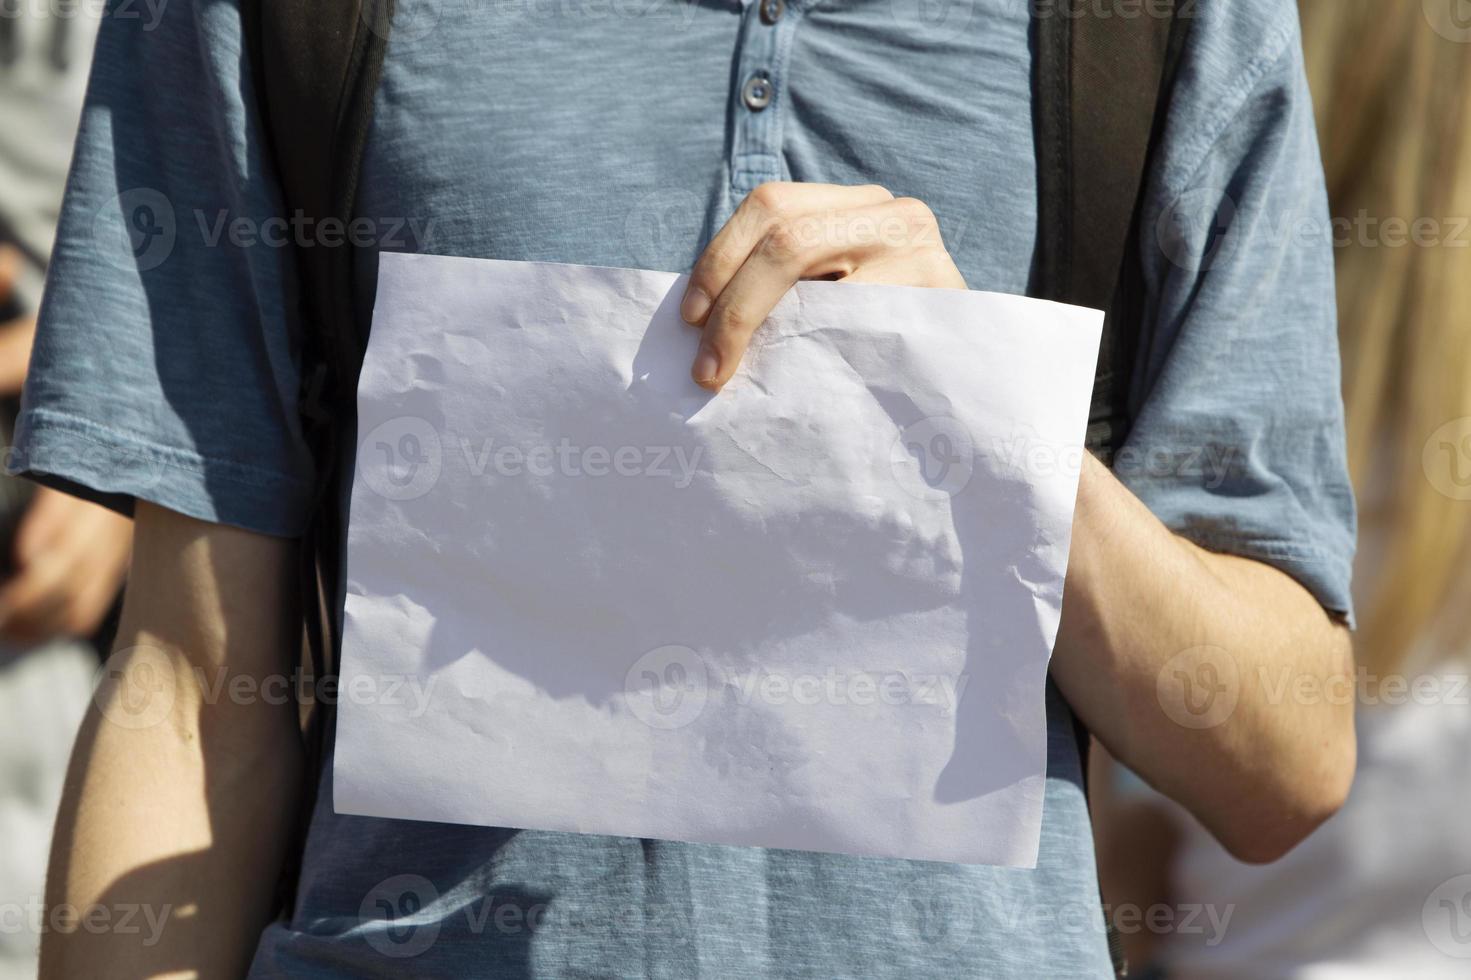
[{"xmin": 13, "ymin": 0, "xmax": 1354, "ymax": 975}]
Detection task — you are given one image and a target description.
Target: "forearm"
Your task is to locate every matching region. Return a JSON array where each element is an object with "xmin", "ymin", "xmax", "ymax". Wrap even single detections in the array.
[
  {"xmin": 1052, "ymin": 454, "xmax": 1355, "ymax": 862},
  {"xmin": 41, "ymin": 503, "xmax": 304, "ymax": 979}
]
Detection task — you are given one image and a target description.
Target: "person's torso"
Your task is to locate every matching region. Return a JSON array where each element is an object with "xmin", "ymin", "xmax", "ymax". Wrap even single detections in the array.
[
  {"xmin": 351, "ymin": 0, "xmax": 1038, "ymax": 300},
  {"xmin": 252, "ymin": 3, "xmax": 1112, "ymax": 978}
]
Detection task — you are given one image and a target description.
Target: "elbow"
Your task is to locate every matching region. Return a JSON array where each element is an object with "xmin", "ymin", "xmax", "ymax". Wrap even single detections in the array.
[
  {"xmin": 1221, "ymin": 625, "xmax": 1358, "ymax": 864},
  {"xmin": 1213, "ymin": 713, "xmax": 1358, "ymax": 865},
  {"xmin": 1216, "ymin": 781, "xmax": 1350, "ymax": 865}
]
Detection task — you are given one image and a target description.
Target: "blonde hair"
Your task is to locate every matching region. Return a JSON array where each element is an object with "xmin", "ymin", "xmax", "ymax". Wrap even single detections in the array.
[{"xmin": 1299, "ymin": 0, "xmax": 1471, "ymax": 673}]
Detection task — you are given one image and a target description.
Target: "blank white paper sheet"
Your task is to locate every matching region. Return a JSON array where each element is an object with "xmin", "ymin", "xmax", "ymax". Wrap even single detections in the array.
[{"xmin": 333, "ymin": 252, "xmax": 1102, "ymax": 868}]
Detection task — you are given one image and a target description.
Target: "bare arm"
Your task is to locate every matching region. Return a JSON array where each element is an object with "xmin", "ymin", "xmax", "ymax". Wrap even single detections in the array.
[
  {"xmin": 1055, "ymin": 455, "xmax": 1355, "ymax": 863},
  {"xmin": 41, "ymin": 501, "xmax": 303, "ymax": 979}
]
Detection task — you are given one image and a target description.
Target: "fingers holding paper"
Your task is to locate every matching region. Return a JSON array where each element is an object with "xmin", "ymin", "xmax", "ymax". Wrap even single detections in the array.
[{"xmin": 681, "ymin": 181, "xmax": 968, "ymax": 391}]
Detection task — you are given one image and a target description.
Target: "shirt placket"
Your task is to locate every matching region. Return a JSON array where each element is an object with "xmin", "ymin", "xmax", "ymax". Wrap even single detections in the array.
[{"xmin": 729, "ymin": 0, "xmax": 803, "ymax": 197}]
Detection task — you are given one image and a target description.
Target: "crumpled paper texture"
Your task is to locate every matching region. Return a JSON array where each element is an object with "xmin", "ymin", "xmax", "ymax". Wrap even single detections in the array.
[{"xmin": 334, "ymin": 253, "xmax": 1101, "ymax": 867}]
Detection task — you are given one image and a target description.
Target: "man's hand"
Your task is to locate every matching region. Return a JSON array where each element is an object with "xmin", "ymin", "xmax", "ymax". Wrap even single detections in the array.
[
  {"xmin": 0, "ymin": 487, "xmax": 133, "ymax": 642},
  {"xmin": 682, "ymin": 182, "xmax": 965, "ymax": 390}
]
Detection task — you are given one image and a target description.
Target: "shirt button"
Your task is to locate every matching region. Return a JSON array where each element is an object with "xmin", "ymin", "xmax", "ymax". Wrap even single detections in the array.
[
  {"xmin": 760, "ymin": 0, "xmax": 785, "ymax": 24},
  {"xmin": 742, "ymin": 74, "xmax": 774, "ymax": 111}
]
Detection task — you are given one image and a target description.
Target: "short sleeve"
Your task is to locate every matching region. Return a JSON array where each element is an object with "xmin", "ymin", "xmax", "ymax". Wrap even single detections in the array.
[
  {"xmin": 1120, "ymin": 0, "xmax": 1356, "ymax": 624},
  {"xmin": 7, "ymin": 0, "xmax": 314, "ymax": 536}
]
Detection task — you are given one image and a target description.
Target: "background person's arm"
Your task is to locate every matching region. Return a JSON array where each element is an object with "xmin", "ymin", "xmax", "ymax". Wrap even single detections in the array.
[
  {"xmin": 40, "ymin": 501, "xmax": 303, "ymax": 979},
  {"xmin": 1089, "ymin": 746, "xmax": 1185, "ymax": 970},
  {"xmin": 0, "ymin": 244, "xmax": 37, "ymax": 395}
]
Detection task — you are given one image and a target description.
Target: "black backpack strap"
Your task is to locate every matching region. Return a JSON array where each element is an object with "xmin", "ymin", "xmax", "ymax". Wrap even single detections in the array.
[
  {"xmin": 1035, "ymin": 0, "xmax": 1191, "ymax": 464},
  {"xmin": 240, "ymin": 0, "xmax": 394, "ymax": 915},
  {"xmin": 1034, "ymin": 0, "xmax": 1192, "ymax": 751},
  {"xmin": 1034, "ymin": 4, "xmax": 1192, "ymax": 976}
]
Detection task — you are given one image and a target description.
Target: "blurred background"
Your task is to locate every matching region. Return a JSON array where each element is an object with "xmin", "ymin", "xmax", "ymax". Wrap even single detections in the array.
[
  {"xmin": 0, "ymin": 3, "xmax": 130, "ymax": 978},
  {"xmin": 0, "ymin": 0, "xmax": 1467, "ymax": 978}
]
